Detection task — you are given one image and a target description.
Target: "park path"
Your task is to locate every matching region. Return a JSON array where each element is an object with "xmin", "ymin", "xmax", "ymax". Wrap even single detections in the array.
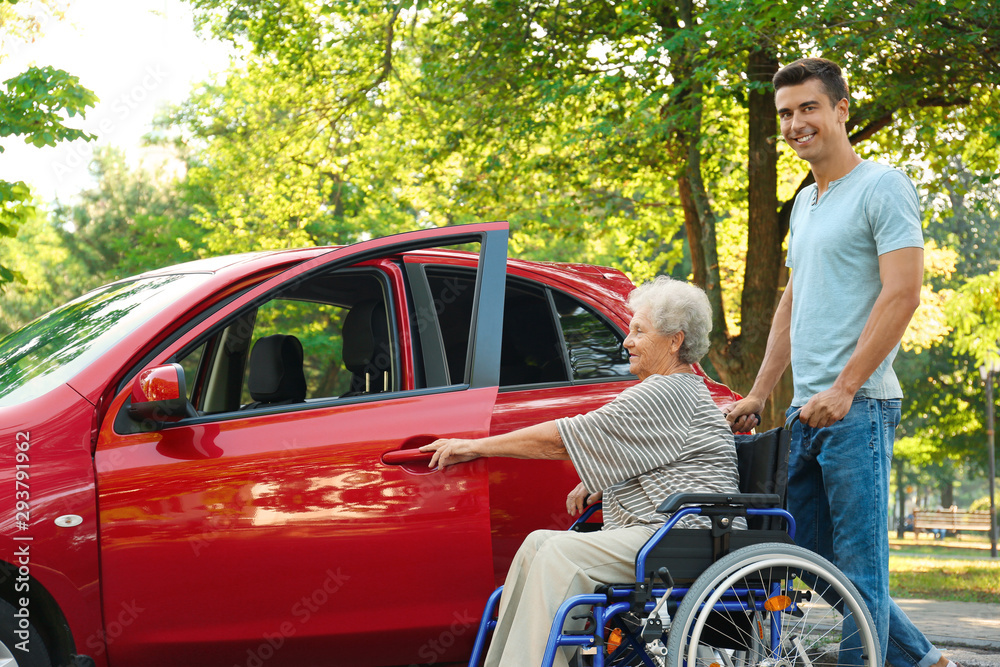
[{"xmin": 896, "ymin": 597, "xmax": 1000, "ymax": 666}]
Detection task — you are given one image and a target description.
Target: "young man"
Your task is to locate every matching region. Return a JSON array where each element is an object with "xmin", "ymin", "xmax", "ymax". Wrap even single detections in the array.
[{"xmin": 726, "ymin": 58, "xmax": 961, "ymax": 667}]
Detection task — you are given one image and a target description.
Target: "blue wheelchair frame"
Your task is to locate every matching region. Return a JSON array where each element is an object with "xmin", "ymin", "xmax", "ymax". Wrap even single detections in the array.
[
  {"xmin": 468, "ymin": 417, "xmax": 802, "ymax": 667},
  {"xmin": 468, "ymin": 503, "xmax": 797, "ymax": 667}
]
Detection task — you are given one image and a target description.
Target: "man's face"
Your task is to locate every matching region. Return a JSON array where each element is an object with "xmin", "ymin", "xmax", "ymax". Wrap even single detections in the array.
[{"xmin": 775, "ymin": 78, "xmax": 849, "ymax": 163}]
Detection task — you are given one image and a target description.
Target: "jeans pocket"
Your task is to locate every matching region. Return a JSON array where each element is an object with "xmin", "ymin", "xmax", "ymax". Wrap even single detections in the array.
[{"xmin": 880, "ymin": 399, "xmax": 901, "ymax": 460}]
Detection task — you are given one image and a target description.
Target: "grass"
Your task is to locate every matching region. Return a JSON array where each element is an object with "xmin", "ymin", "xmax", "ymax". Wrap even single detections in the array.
[
  {"xmin": 888, "ymin": 533, "xmax": 1000, "ymax": 602},
  {"xmin": 889, "ymin": 556, "xmax": 1000, "ymax": 602},
  {"xmin": 889, "ymin": 532, "xmax": 994, "ymax": 558}
]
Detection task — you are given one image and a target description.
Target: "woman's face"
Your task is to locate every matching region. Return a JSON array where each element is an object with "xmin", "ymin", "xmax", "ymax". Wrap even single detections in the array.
[{"xmin": 623, "ymin": 306, "xmax": 681, "ymax": 380}]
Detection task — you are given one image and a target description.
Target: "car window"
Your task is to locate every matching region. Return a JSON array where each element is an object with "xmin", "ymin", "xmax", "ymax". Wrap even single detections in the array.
[
  {"xmin": 239, "ymin": 298, "xmax": 352, "ymax": 404},
  {"xmin": 550, "ymin": 291, "xmax": 631, "ymax": 380},
  {"xmin": 177, "ymin": 339, "xmax": 207, "ymax": 403},
  {"xmin": 499, "ymin": 281, "xmax": 569, "ymax": 385},
  {"xmin": 422, "ymin": 268, "xmax": 476, "ymax": 386},
  {"xmin": 177, "ymin": 269, "xmax": 393, "ymax": 413},
  {"xmin": 422, "ymin": 267, "xmax": 629, "ymax": 387}
]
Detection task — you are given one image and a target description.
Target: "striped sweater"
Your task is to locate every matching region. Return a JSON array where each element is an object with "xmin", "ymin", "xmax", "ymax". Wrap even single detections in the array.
[{"xmin": 556, "ymin": 373, "xmax": 739, "ymax": 530}]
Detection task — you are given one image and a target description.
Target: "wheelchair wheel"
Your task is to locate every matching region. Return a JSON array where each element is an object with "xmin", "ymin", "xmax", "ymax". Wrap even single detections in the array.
[{"xmin": 665, "ymin": 543, "xmax": 879, "ymax": 667}]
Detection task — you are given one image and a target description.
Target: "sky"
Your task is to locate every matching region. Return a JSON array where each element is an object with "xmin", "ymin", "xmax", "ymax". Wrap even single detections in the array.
[{"xmin": 0, "ymin": 0, "xmax": 232, "ymax": 203}]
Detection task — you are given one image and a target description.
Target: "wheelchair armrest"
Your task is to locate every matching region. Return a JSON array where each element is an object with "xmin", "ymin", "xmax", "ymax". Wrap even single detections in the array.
[
  {"xmin": 569, "ymin": 502, "xmax": 603, "ymax": 532},
  {"xmin": 656, "ymin": 492, "xmax": 782, "ymax": 514}
]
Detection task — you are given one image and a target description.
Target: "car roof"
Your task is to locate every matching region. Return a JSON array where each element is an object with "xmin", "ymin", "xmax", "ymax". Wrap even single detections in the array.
[{"xmin": 132, "ymin": 246, "xmax": 636, "ymax": 307}]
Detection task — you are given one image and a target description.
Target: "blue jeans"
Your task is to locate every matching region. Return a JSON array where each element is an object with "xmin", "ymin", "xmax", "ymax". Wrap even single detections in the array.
[{"xmin": 787, "ymin": 398, "xmax": 941, "ymax": 667}]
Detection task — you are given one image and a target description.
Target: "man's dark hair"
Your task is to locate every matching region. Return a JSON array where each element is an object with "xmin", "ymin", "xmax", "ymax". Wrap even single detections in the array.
[{"xmin": 772, "ymin": 58, "xmax": 849, "ymax": 107}]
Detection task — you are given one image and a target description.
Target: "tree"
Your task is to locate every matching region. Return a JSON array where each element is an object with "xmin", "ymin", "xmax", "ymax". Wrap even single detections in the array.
[
  {"xmin": 894, "ymin": 166, "xmax": 1000, "ymax": 465},
  {"xmin": 948, "ymin": 273, "xmax": 1000, "ymax": 369},
  {"xmin": 175, "ymin": 0, "xmax": 999, "ymax": 425},
  {"xmin": 1, "ymin": 0, "xmax": 97, "ymax": 289},
  {"xmin": 891, "ymin": 162, "xmax": 1000, "ymax": 512},
  {"xmin": 0, "ymin": 202, "xmax": 84, "ymax": 335},
  {"xmin": 51, "ymin": 146, "xmax": 208, "ymax": 283},
  {"xmin": 0, "ymin": 147, "xmax": 208, "ymax": 335}
]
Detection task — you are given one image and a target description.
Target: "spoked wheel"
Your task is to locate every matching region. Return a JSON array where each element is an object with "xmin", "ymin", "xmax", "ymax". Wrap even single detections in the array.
[{"xmin": 665, "ymin": 543, "xmax": 879, "ymax": 667}]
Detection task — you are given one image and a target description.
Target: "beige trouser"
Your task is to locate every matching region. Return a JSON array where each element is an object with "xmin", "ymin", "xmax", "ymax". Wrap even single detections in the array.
[{"xmin": 484, "ymin": 525, "xmax": 656, "ymax": 667}]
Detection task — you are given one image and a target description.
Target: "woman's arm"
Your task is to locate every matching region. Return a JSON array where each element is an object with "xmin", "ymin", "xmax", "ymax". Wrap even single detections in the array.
[{"xmin": 419, "ymin": 421, "xmax": 568, "ymax": 469}]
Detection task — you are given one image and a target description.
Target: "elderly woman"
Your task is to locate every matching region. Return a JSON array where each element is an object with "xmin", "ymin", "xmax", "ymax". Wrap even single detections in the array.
[{"xmin": 421, "ymin": 276, "xmax": 739, "ymax": 667}]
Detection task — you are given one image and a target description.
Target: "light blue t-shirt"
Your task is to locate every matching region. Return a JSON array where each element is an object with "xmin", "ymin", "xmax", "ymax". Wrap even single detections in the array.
[{"xmin": 786, "ymin": 160, "xmax": 923, "ymax": 406}]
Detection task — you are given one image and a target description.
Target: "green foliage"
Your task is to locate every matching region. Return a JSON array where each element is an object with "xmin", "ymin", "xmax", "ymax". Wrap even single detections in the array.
[
  {"xmin": 895, "ymin": 345, "xmax": 985, "ymax": 467},
  {"xmin": 0, "ymin": 65, "xmax": 98, "ymax": 149},
  {"xmin": 947, "ymin": 272, "xmax": 1000, "ymax": 369},
  {"xmin": 51, "ymin": 146, "xmax": 207, "ymax": 283},
  {"xmin": 0, "ymin": 203, "xmax": 82, "ymax": 334},
  {"xmin": 156, "ymin": 0, "xmax": 999, "ymax": 416},
  {"xmin": 894, "ymin": 171, "xmax": 999, "ymax": 469},
  {"xmin": 0, "ymin": 180, "xmax": 32, "ymax": 284},
  {"xmin": 3, "ymin": 0, "xmax": 997, "ymax": 489},
  {"xmin": 0, "ymin": 147, "xmax": 206, "ymax": 335},
  {"xmin": 0, "ymin": 63, "xmax": 97, "ymax": 289}
]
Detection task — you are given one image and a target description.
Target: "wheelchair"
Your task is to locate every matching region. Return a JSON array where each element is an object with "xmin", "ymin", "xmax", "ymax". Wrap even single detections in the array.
[{"xmin": 468, "ymin": 416, "xmax": 880, "ymax": 667}]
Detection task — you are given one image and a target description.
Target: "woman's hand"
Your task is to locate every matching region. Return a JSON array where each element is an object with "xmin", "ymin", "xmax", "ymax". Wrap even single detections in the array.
[
  {"xmin": 566, "ymin": 482, "xmax": 603, "ymax": 516},
  {"xmin": 419, "ymin": 438, "xmax": 482, "ymax": 469}
]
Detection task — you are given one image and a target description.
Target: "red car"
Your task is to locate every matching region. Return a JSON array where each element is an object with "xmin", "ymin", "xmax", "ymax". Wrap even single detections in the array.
[{"xmin": 0, "ymin": 222, "xmax": 739, "ymax": 667}]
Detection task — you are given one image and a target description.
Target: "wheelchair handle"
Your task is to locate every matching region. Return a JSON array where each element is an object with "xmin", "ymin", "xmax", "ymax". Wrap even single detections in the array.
[{"xmin": 784, "ymin": 408, "xmax": 803, "ymax": 430}]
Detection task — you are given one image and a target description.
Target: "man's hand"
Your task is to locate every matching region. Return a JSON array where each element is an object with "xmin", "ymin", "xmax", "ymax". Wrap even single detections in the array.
[
  {"xmin": 800, "ymin": 386, "xmax": 853, "ymax": 428},
  {"xmin": 566, "ymin": 482, "xmax": 602, "ymax": 516},
  {"xmin": 419, "ymin": 438, "xmax": 482, "ymax": 469},
  {"xmin": 724, "ymin": 396, "xmax": 765, "ymax": 433}
]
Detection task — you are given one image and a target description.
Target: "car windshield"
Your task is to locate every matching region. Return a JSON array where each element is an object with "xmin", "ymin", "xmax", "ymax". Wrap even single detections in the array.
[{"xmin": 0, "ymin": 273, "xmax": 211, "ymax": 407}]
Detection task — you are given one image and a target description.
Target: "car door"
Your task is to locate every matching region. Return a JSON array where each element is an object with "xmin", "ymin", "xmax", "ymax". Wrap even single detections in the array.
[
  {"xmin": 93, "ymin": 223, "xmax": 508, "ymax": 667},
  {"xmin": 404, "ymin": 260, "xmax": 639, "ymax": 584}
]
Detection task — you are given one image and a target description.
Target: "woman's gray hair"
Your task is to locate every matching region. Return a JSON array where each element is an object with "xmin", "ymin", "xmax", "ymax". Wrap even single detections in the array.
[{"xmin": 627, "ymin": 276, "xmax": 712, "ymax": 365}]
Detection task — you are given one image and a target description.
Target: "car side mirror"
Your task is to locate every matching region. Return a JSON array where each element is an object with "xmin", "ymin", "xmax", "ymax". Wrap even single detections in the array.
[{"xmin": 128, "ymin": 363, "xmax": 197, "ymax": 424}]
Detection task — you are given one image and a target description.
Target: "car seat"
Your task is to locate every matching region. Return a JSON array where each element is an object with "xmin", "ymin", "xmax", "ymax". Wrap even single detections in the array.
[{"xmin": 242, "ymin": 334, "xmax": 307, "ymax": 409}]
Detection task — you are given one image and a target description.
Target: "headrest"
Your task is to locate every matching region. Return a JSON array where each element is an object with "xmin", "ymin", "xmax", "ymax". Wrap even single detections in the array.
[
  {"xmin": 247, "ymin": 334, "xmax": 307, "ymax": 404},
  {"xmin": 342, "ymin": 300, "xmax": 391, "ymax": 374}
]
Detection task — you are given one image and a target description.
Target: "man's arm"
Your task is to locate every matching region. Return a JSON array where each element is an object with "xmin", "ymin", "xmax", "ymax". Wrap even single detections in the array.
[
  {"xmin": 726, "ymin": 278, "xmax": 794, "ymax": 431},
  {"xmin": 800, "ymin": 246, "xmax": 923, "ymax": 427},
  {"xmin": 419, "ymin": 421, "xmax": 568, "ymax": 469}
]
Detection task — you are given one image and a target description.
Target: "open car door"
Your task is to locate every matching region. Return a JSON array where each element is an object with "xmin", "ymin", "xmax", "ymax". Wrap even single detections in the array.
[{"xmin": 94, "ymin": 223, "xmax": 508, "ymax": 666}]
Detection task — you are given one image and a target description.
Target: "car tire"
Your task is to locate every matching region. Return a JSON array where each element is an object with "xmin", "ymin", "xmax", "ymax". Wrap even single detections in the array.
[{"xmin": 0, "ymin": 597, "xmax": 53, "ymax": 667}]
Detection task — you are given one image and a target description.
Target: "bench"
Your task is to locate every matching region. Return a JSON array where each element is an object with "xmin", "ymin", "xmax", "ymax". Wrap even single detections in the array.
[{"xmin": 912, "ymin": 508, "xmax": 992, "ymax": 536}]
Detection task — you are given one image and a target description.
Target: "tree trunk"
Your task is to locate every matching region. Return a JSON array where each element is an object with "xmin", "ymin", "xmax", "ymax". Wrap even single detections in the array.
[
  {"xmin": 896, "ymin": 458, "xmax": 907, "ymax": 538},
  {"xmin": 655, "ymin": 7, "xmax": 790, "ymax": 422},
  {"xmin": 698, "ymin": 47, "xmax": 793, "ymax": 425},
  {"xmin": 941, "ymin": 480, "xmax": 954, "ymax": 509},
  {"xmin": 657, "ymin": 0, "xmax": 726, "ymax": 346},
  {"xmin": 740, "ymin": 46, "xmax": 780, "ymax": 365}
]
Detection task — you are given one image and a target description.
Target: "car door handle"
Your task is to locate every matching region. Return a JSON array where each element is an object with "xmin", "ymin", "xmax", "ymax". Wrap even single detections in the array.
[{"xmin": 381, "ymin": 448, "xmax": 435, "ymax": 466}]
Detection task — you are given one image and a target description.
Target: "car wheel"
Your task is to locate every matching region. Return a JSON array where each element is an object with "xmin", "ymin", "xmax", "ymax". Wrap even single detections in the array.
[{"xmin": 0, "ymin": 597, "xmax": 53, "ymax": 667}]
